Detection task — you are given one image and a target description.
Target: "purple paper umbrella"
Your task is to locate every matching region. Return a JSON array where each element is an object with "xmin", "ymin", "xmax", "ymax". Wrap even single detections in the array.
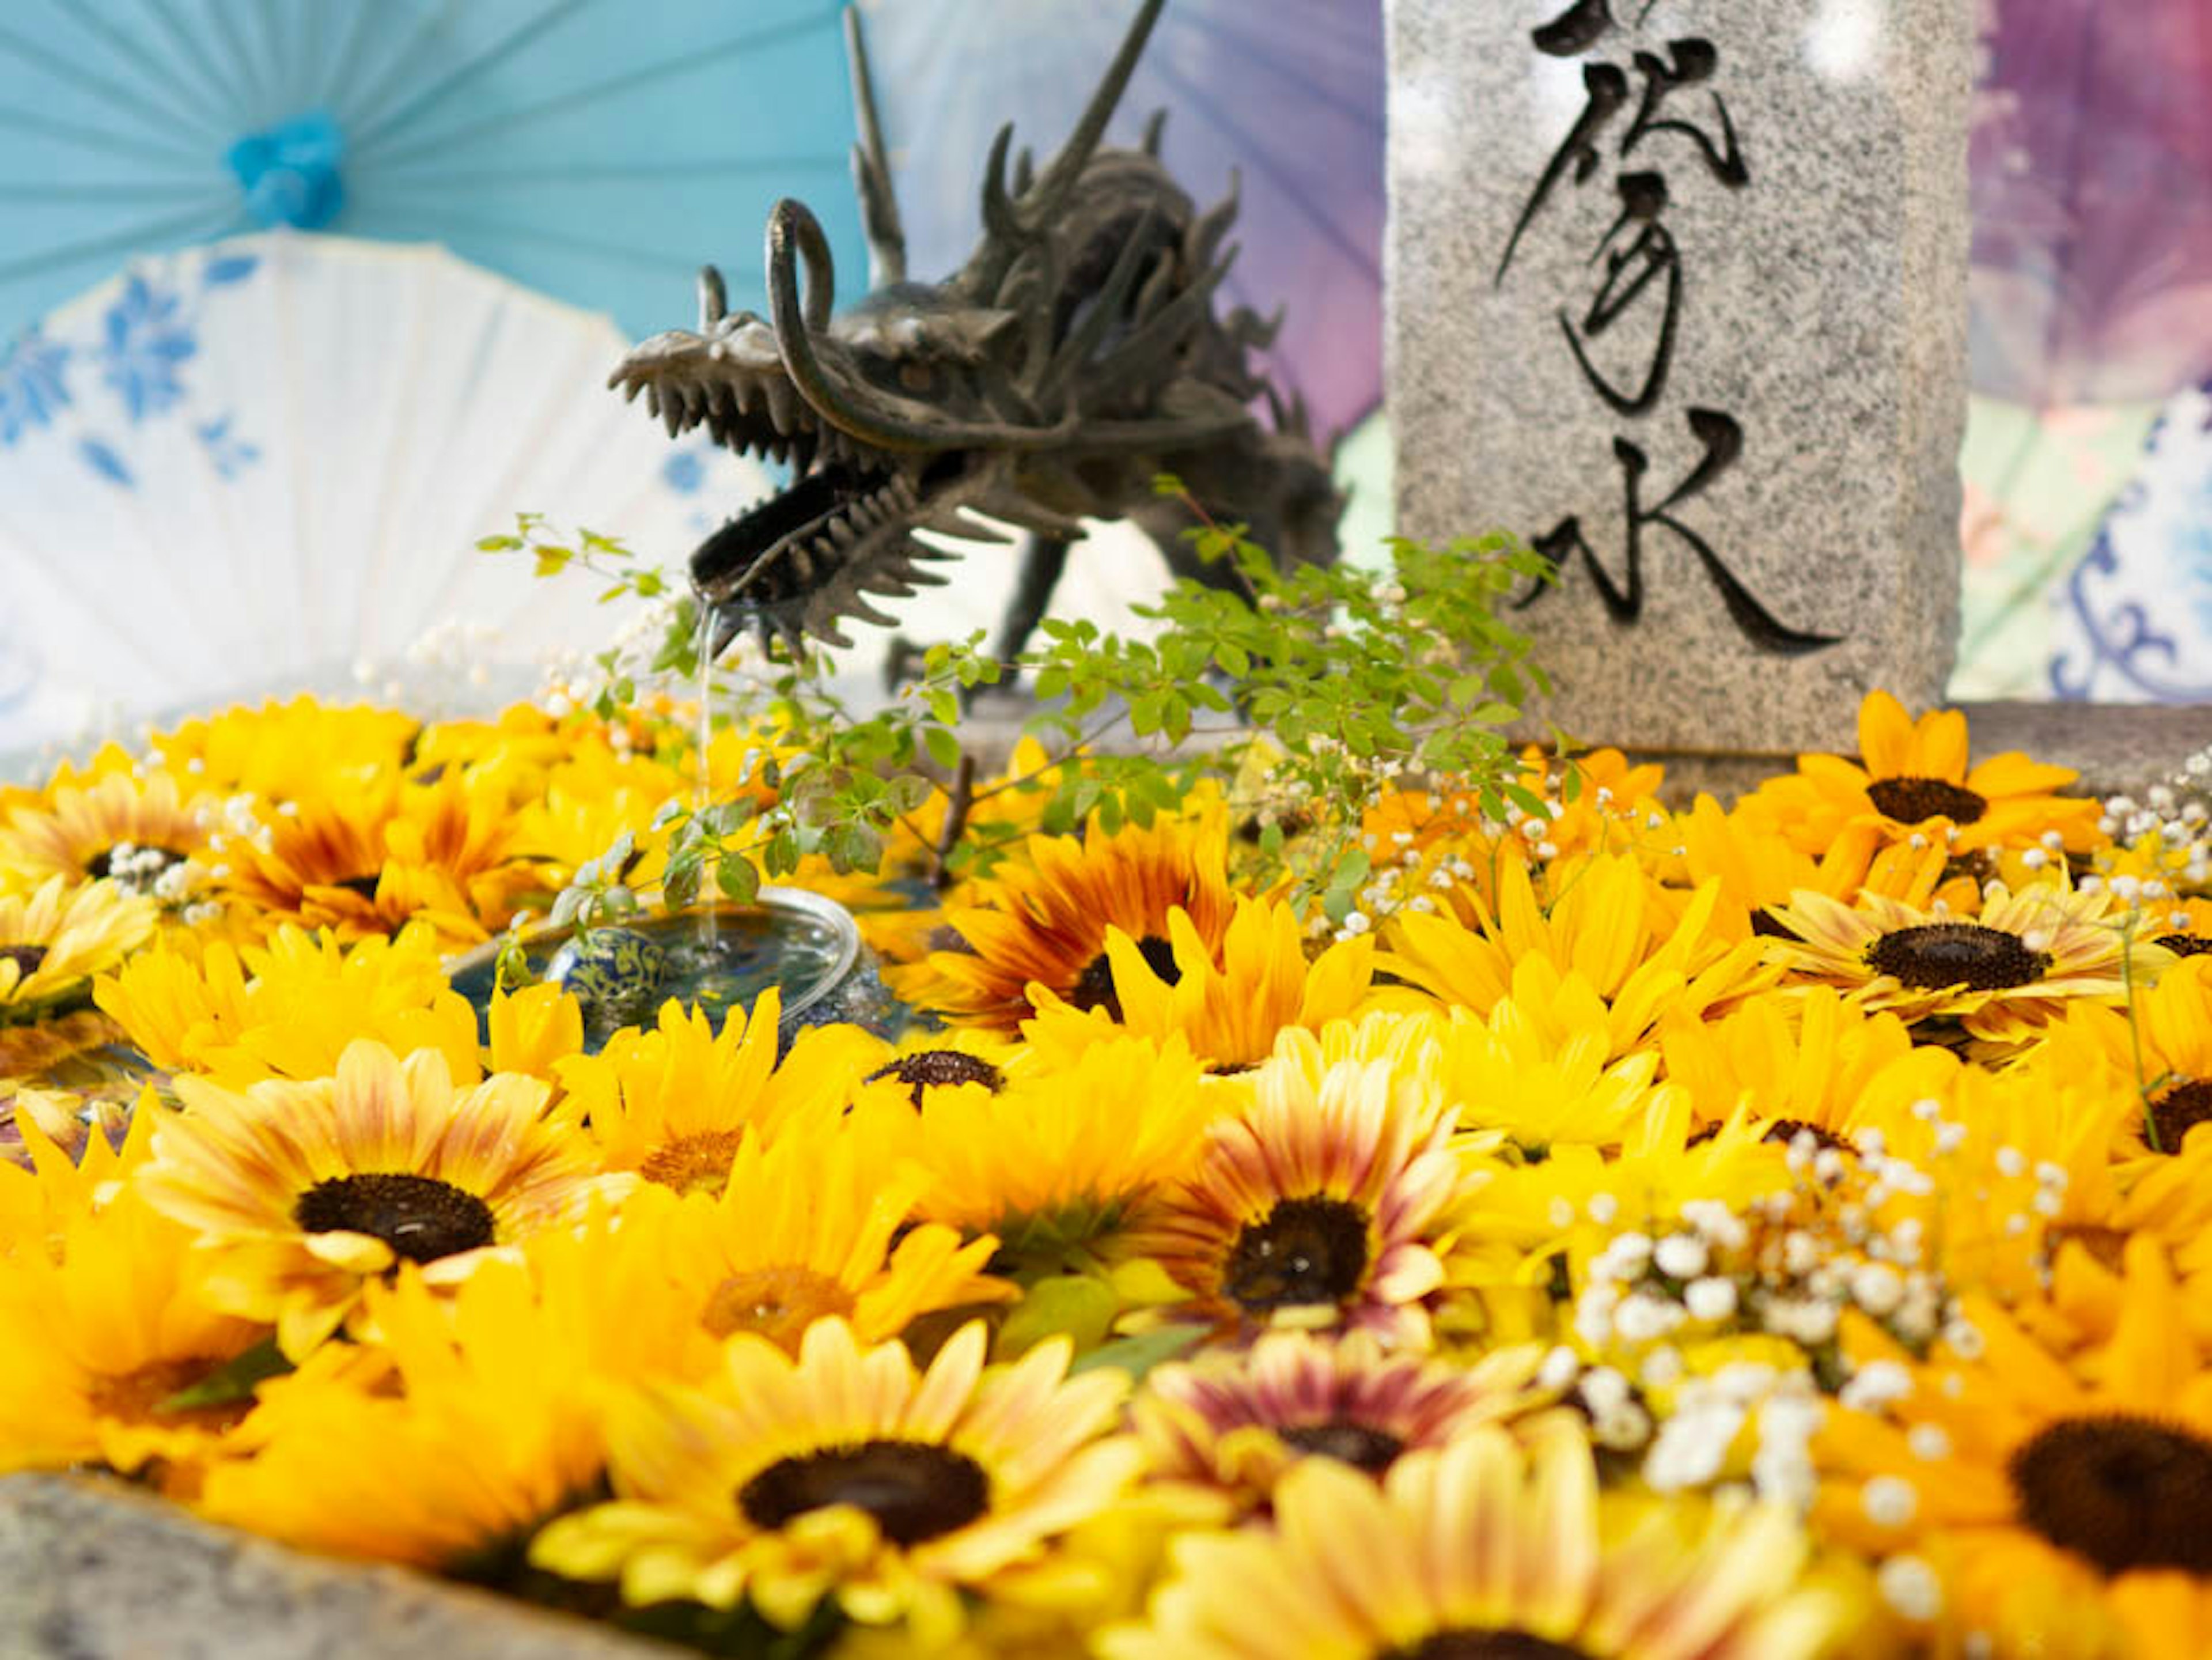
[
  {"xmin": 858, "ymin": 0, "xmax": 1384, "ymax": 447},
  {"xmin": 1972, "ymin": 0, "xmax": 2212, "ymax": 407}
]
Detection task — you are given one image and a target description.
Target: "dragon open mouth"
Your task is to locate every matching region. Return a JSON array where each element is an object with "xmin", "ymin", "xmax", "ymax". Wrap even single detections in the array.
[{"xmin": 615, "ymin": 327, "xmax": 976, "ymax": 657}]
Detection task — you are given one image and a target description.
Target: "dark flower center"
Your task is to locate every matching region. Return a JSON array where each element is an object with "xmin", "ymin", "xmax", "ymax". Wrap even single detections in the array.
[
  {"xmin": 737, "ymin": 1439, "xmax": 989, "ymax": 1547},
  {"xmin": 1069, "ymin": 933, "xmax": 1181, "ymax": 1023},
  {"xmin": 1761, "ymin": 1118, "xmax": 1853, "ymax": 1155},
  {"xmin": 1277, "ymin": 1419, "xmax": 1406, "ymax": 1474},
  {"xmin": 1748, "ymin": 907, "xmax": 1799, "ymax": 940},
  {"xmin": 1388, "ymin": 1631, "xmax": 1594, "ymax": 1660},
  {"xmin": 0, "ymin": 944, "xmax": 48, "ymax": 978},
  {"xmin": 2155, "ymin": 933, "xmax": 2212, "ymax": 959},
  {"xmin": 2150, "ymin": 1079, "xmax": 2212, "ymax": 1155},
  {"xmin": 1222, "ymin": 1194, "xmax": 1370, "ymax": 1312},
  {"xmin": 1866, "ymin": 776, "xmax": 1987, "ymax": 826},
  {"xmin": 2008, "ymin": 1413, "xmax": 2212, "ymax": 1576},
  {"xmin": 866, "ymin": 1049, "xmax": 1005, "ymax": 1106},
  {"xmin": 1865, "ymin": 923, "xmax": 2048, "ymax": 992},
  {"xmin": 85, "ymin": 844, "xmax": 187, "ymax": 886},
  {"xmin": 292, "ymin": 1173, "xmax": 497, "ymax": 1263}
]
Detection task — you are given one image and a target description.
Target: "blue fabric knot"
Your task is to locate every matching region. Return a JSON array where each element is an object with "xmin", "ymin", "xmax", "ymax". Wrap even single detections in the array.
[{"xmin": 226, "ymin": 113, "xmax": 346, "ymax": 231}]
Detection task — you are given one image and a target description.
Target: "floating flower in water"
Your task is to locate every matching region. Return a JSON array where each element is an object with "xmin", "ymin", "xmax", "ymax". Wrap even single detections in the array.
[
  {"xmin": 1763, "ymin": 878, "xmax": 2158, "ymax": 1047},
  {"xmin": 1736, "ymin": 689, "xmax": 2105, "ymax": 860},
  {"xmin": 1134, "ymin": 1050, "xmax": 1472, "ymax": 1347},
  {"xmin": 1134, "ymin": 1328, "xmax": 1549, "ymax": 1512},
  {"xmin": 1817, "ymin": 1235, "xmax": 2212, "ymax": 1657},
  {"xmin": 137, "ymin": 1039, "xmax": 629, "ymax": 1357},
  {"xmin": 1105, "ymin": 1417, "xmax": 1855, "ymax": 1660},
  {"xmin": 529, "ymin": 1319, "xmax": 1142, "ymax": 1644},
  {"xmin": 894, "ymin": 807, "xmax": 1236, "ymax": 1032}
]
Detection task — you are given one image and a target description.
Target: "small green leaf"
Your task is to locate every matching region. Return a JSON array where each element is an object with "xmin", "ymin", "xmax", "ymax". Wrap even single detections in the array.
[
  {"xmin": 1069, "ymin": 1323, "xmax": 1207, "ymax": 1381},
  {"xmin": 995, "ymin": 1275, "xmax": 1120, "ymax": 1360},
  {"xmin": 475, "ymin": 535, "xmax": 523, "ymax": 553},
  {"xmin": 923, "ymin": 725, "xmax": 961, "ymax": 770},
  {"xmin": 158, "ymin": 1337, "xmax": 291, "ymax": 1412},
  {"xmin": 715, "ymin": 857, "xmax": 760, "ymax": 904},
  {"xmin": 532, "ymin": 546, "xmax": 573, "ymax": 578}
]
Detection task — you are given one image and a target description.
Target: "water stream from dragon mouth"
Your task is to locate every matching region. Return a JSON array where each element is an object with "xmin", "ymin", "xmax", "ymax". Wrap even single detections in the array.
[{"xmin": 696, "ymin": 603, "xmax": 718, "ymax": 950}]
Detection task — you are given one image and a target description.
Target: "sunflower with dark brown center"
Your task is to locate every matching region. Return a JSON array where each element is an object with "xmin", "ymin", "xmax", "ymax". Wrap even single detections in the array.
[
  {"xmin": 1134, "ymin": 1050, "xmax": 1469, "ymax": 1347},
  {"xmin": 530, "ymin": 1320, "xmax": 1141, "ymax": 1635},
  {"xmin": 1134, "ymin": 1329, "xmax": 1547, "ymax": 1513},
  {"xmin": 1106, "ymin": 1420, "xmax": 1847, "ymax": 1659},
  {"xmin": 1819, "ymin": 1231, "xmax": 2212, "ymax": 1655},
  {"xmin": 886, "ymin": 808, "xmax": 1236, "ymax": 1033},
  {"xmin": 138, "ymin": 1039, "xmax": 631, "ymax": 1358},
  {"xmin": 1731, "ymin": 689, "xmax": 2101, "ymax": 860},
  {"xmin": 1762, "ymin": 880, "xmax": 2143, "ymax": 1045},
  {"xmin": 0, "ymin": 769, "xmax": 214, "ymax": 899}
]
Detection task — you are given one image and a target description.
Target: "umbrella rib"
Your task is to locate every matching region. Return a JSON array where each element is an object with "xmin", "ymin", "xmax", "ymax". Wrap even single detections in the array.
[
  {"xmin": 0, "ymin": 22, "xmax": 219, "ymax": 160},
  {"xmin": 0, "ymin": 201, "xmax": 243, "ymax": 284},
  {"xmin": 353, "ymin": 8, "xmax": 844, "ymax": 166},
  {"xmin": 349, "ymin": 0, "xmax": 602, "ymax": 152},
  {"xmin": 316, "ymin": 3, "xmax": 391, "ymax": 124},
  {"xmin": 0, "ymin": 104, "xmax": 218, "ymax": 175},
  {"xmin": 334, "ymin": 0, "xmax": 491, "ymax": 139},
  {"xmin": 204, "ymin": 0, "xmax": 271, "ymax": 125},
  {"xmin": 368, "ymin": 154, "xmax": 848, "ymax": 187},
  {"xmin": 363, "ymin": 207, "xmax": 764, "ymax": 276},
  {"xmin": 137, "ymin": 0, "xmax": 262, "ymax": 131},
  {"xmin": 1156, "ymin": 9, "xmax": 1382, "ymax": 135},
  {"xmin": 40, "ymin": 3, "xmax": 230, "ymax": 136},
  {"xmin": 1141, "ymin": 54, "xmax": 1380, "ymax": 284}
]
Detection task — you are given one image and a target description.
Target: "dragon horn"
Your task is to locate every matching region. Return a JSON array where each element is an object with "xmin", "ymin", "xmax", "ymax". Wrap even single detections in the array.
[
  {"xmin": 698, "ymin": 265, "xmax": 728, "ymax": 330},
  {"xmin": 767, "ymin": 198, "xmax": 1080, "ymax": 453},
  {"xmin": 843, "ymin": 6, "xmax": 907, "ymax": 286},
  {"xmin": 1022, "ymin": 0, "xmax": 1165, "ymax": 221}
]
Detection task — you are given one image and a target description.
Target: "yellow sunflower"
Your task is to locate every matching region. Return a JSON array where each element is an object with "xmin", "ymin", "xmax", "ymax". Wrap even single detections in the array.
[
  {"xmin": 137, "ymin": 1039, "xmax": 631, "ymax": 1357},
  {"xmin": 609, "ymin": 1113, "xmax": 1007, "ymax": 1363},
  {"xmin": 1816, "ymin": 1235, "xmax": 2212, "ymax": 1659},
  {"xmin": 1023, "ymin": 895, "xmax": 1377, "ymax": 1073},
  {"xmin": 1658, "ymin": 986, "xmax": 1915, "ymax": 1137},
  {"xmin": 1132, "ymin": 1050, "xmax": 1474, "ymax": 1347},
  {"xmin": 1105, "ymin": 1415, "xmax": 1858, "ymax": 1660},
  {"xmin": 2044, "ymin": 956, "xmax": 2212, "ymax": 1159},
  {"xmin": 0, "ymin": 767, "xmax": 216, "ymax": 907},
  {"xmin": 0, "ymin": 876, "xmax": 157, "ymax": 1020},
  {"xmin": 1763, "ymin": 879, "xmax": 2152, "ymax": 1045},
  {"xmin": 1736, "ymin": 689, "xmax": 2105, "ymax": 859},
  {"xmin": 528, "ymin": 1318, "xmax": 1144, "ymax": 1644},
  {"xmin": 1433, "ymin": 984, "xmax": 1688, "ymax": 1155},
  {"xmin": 0, "ymin": 1107, "xmax": 266, "ymax": 1495},
  {"xmin": 1381, "ymin": 855, "xmax": 1776, "ymax": 1061},
  {"xmin": 197, "ymin": 1256, "xmax": 645, "ymax": 1571},
  {"xmin": 889, "ymin": 806, "xmax": 1237, "ymax": 1032},
  {"xmin": 912, "ymin": 1030, "xmax": 1221, "ymax": 1265},
  {"xmin": 1134, "ymin": 1328, "xmax": 1548, "ymax": 1513},
  {"xmin": 93, "ymin": 922, "xmax": 478, "ymax": 1087},
  {"xmin": 218, "ymin": 772, "xmax": 541, "ymax": 948},
  {"xmin": 147, "ymin": 695, "xmax": 419, "ymax": 800},
  {"xmin": 551, "ymin": 990, "xmax": 869, "ymax": 1195}
]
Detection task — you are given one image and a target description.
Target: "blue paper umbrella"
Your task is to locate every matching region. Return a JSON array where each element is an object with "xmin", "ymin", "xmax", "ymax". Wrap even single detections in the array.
[
  {"xmin": 0, "ymin": 0, "xmax": 865, "ymax": 345},
  {"xmin": 857, "ymin": 0, "xmax": 1384, "ymax": 447}
]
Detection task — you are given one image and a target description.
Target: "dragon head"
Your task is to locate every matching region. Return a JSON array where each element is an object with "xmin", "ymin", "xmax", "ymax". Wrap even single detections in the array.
[{"xmin": 612, "ymin": 0, "xmax": 1321, "ymax": 658}]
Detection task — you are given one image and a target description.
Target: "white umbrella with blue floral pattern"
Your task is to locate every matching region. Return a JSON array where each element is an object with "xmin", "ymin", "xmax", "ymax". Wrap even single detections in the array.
[{"xmin": 0, "ymin": 233, "xmax": 769, "ymax": 759}]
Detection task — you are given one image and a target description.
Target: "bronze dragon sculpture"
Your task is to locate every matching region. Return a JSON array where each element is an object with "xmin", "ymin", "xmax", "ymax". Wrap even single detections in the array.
[{"xmin": 609, "ymin": 0, "xmax": 1343, "ymax": 663}]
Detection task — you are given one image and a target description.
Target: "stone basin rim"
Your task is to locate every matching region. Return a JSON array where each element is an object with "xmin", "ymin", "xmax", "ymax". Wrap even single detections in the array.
[{"xmin": 443, "ymin": 886, "xmax": 863, "ymax": 1028}]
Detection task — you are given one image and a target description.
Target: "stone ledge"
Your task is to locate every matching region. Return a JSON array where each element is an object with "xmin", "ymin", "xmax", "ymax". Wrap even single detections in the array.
[{"xmin": 0, "ymin": 1473, "xmax": 675, "ymax": 1660}]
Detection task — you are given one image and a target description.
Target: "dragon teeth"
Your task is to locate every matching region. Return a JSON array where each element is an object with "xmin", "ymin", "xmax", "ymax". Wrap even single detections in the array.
[{"xmin": 764, "ymin": 379, "xmax": 798, "ymax": 434}]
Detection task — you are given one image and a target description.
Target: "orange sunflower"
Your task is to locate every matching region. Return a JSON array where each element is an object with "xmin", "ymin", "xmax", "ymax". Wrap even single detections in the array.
[
  {"xmin": 1763, "ymin": 879, "xmax": 2152, "ymax": 1044},
  {"xmin": 1736, "ymin": 689, "xmax": 2104, "ymax": 859},
  {"xmin": 0, "ymin": 768, "xmax": 216, "ymax": 907},
  {"xmin": 889, "ymin": 806, "xmax": 1236, "ymax": 1032}
]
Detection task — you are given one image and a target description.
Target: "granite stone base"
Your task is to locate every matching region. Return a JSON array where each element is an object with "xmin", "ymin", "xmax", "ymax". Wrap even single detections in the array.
[{"xmin": 0, "ymin": 1474, "xmax": 673, "ymax": 1660}]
